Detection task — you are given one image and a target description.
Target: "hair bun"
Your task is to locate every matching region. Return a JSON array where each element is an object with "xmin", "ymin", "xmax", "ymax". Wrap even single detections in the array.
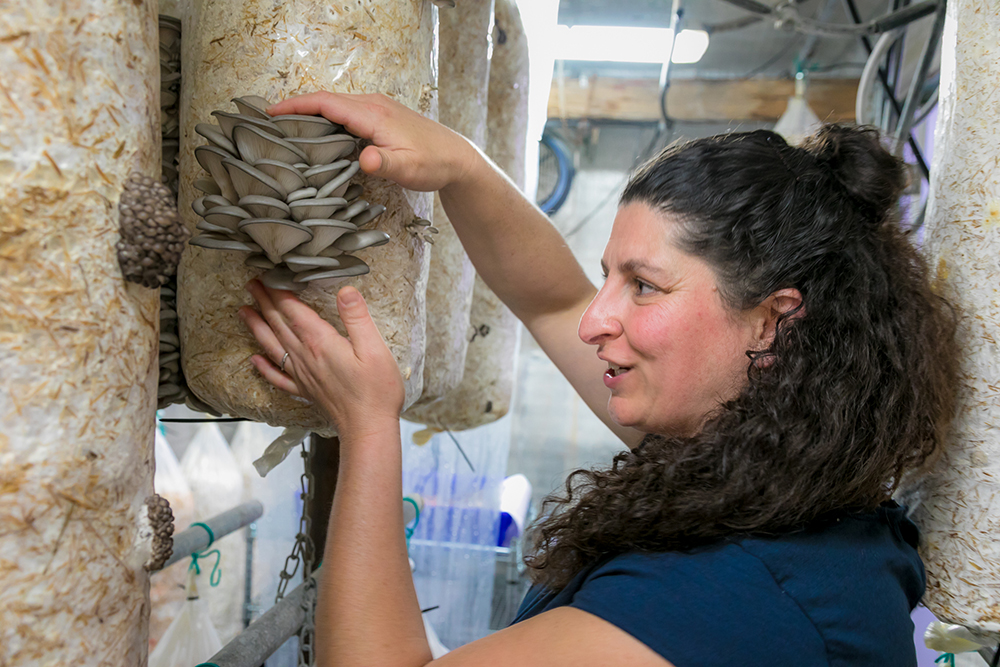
[{"xmin": 800, "ymin": 124, "xmax": 907, "ymax": 222}]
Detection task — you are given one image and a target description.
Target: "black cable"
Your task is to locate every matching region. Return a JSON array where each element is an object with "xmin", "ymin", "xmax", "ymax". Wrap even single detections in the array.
[
  {"xmin": 421, "ymin": 605, "xmax": 440, "ymax": 614},
  {"xmin": 159, "ymin": 417, "xmax": 248, "ymax": 422},
  {"xmin": 445, "ymin": 430, "xmax": 475, "ymax": 473},
  {"xmin": 738, "ymin": 38, "xmax": 802, "ymax": 79}
]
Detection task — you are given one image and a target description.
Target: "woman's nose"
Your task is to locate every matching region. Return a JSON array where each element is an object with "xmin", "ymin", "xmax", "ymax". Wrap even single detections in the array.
[{"xmin": 578, "ymin": 287, "xmax": 623, "ymax": 345}]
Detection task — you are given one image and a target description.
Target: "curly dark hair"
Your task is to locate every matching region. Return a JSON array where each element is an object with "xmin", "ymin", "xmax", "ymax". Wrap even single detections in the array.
[{"xmin": 525, "ymin": 125, "xmax": 959, "ymax": 590}]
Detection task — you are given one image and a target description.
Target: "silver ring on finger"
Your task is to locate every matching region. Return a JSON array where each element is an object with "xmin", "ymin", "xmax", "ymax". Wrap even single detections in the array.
[{"xmin": 280, "ymin": 352, "xmax": 290, "ymax": 373}]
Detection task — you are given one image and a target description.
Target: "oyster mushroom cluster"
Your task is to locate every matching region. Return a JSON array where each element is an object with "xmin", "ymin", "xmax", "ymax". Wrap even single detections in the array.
[
  {"xmin": 117, "ymin": 173, "xmax": 190, "ymax": 289},
  {"xmin": 188, "ymin": 95, "xmax": 390, "ymax": 292},
  {"xmin": 143, "ymin": 493, "xmax": 175, "ymax": 572},
  {"xmin": 159, "ymin": 15, "xmax": 181, "ymax": 193}
]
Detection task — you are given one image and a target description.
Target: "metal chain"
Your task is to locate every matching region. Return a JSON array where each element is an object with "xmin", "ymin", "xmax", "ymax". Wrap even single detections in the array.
[{"xmin": 275, "ymin": 439, "xmax": 317, "ymax": 667}]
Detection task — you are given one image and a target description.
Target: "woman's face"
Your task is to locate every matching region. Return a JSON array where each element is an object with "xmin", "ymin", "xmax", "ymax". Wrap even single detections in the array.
[{"xmin": 579, "ymin": 203, "xmax": 762, "ymax": 435}]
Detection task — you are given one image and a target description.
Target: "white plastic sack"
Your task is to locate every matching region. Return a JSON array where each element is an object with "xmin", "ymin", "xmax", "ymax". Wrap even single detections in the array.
[
  {"xmin": 150, "ymin": 430, "xmax": 196, "ymax": 650},
  {"xmin": 231, "ymin": 422, "xmax": 302, "ymax": 618},
  {"xmin": 148, "ymin": 572, "xmax": 223, "ymax": 667},
  {"xmin": 180, "ymin": 423, "xmax": 246, "ymax": 644}
]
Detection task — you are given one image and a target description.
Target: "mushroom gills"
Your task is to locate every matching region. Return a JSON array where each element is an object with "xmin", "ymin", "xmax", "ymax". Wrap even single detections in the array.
[
  {"xmin": 232, "ymin": 124, "xmax": 308, "ymax": 165},
  {"xmin": 212, "ymin": 111, "xmax": 283, "ymax": 140},
  {"xmin": 333, "ymin": 229, "xmax": 390, "ymax": 253},
  {"xmin": 238, "ymin": 218, "xmax": 314, "ymax": 264},
  {"xmin": 270, "ymin": 114, "xmax": 341, "ymax": 138},
  {"xmin": 189, "ymin": 233, "xmax": 262, "ymax": 253},
  {"xmin": 260, "ymin": 267, "xmax": 308, "ymax": 292},
  {"xmin": 238, "ymin": 195, "xmax": 291, "ymax": 220},
  {"xmin": 223, "ymin": 158, "xmax": 288, "ymax": 200},
  {"xmin": 289, "ymin": 197, "xmax": 348, "ymax": 223},
  {"xmin": 294, "ymin": 255, "xmax": 370, "ymax": 282}
]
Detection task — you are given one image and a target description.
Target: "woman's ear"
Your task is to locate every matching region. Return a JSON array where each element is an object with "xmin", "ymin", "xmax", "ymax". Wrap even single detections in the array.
[{"xmin": 752, "ymin": 288, "xmax": 804, "ymax": 351}]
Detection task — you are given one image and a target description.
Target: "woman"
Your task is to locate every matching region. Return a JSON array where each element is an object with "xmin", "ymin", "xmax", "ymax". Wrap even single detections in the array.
[{"xmin": 239, "ymin": 92, "xmax": 958, "ymax": 667}]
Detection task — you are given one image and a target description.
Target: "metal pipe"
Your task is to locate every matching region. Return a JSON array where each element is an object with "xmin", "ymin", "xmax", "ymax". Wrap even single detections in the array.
[
  {"xmin": 198, "ymin": 569, "xmax": 321, "ymax": 667},
  {"xmin": 841, "ymin": 0, "xmax": 930, "ymax": 178},
  {"xmin": 892, "ymin": 0, "xmax": 947, "ymax": 155},
  {"xmin": 242, "ymin": 522, "xmax": 258, "ymax": 629},
  {"xmin": 158, "ymin": 500, "xmax": 265, "ymax": 571}
]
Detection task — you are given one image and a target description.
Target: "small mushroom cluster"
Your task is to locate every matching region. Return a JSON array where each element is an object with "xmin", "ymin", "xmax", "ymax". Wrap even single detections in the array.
[
  {"xmin": 159, "ymin": 15, "xmax": 181, "ymax": 193},
  {"xmin": 117, "ymin": 173, "xmax": 190, "ymax": 289},
  {"xmin": 188, "ymin": 95, "xmax": 390, "ymax": 292},
  {"xmin": 144, "ymin": 493, "xmax": 175, "ymax": 572}
]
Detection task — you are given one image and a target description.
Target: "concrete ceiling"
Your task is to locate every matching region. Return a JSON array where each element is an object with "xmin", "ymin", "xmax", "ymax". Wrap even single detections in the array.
[{"xmin": 555, "ymin": 0, "xmax": 907, "ymax": 79}]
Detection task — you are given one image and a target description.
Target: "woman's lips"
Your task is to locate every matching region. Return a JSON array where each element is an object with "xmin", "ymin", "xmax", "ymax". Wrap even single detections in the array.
[{"xmin": 604, "ymin": 363, "xmax": 631, "ymax": 388}]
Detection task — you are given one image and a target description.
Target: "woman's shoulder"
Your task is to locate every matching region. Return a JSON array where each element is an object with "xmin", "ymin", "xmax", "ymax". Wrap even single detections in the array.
[{"xmin": 516, "ymin": 504, "xmax": 924, "ymax": 667}]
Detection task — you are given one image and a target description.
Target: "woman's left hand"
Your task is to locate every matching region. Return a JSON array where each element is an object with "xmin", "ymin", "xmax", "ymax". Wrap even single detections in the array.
[{"xmin": 239, "ymin": 280, "xmax": 405, "ymax": 438}]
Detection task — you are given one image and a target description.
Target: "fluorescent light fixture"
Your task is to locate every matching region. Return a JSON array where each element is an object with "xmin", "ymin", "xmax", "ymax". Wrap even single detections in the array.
[{"xmin": 554, "ymin": 25, "xmax": 709, "ymax": 64}]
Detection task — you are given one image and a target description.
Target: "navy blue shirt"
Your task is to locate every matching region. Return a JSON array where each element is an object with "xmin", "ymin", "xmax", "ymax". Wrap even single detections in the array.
[{"xmin": 513, "ymin": 504, "xmax": 923, "ymax": 666}]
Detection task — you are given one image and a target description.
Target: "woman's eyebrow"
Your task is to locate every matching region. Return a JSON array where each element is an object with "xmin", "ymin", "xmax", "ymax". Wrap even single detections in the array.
[{"xmin": 619, "ymin": 259, "xmax": 666, "ymax": 277}]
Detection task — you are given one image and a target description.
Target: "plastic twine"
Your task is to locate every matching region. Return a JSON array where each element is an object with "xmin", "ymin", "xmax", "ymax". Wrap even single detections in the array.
[
  {"xmin": 188, "ymin": 521, "xmax": 221, "ymax": 586},
  {"xmin": 189, "ymin": 548, "xmax": 222, "ymax": 587},
  {"xmin": 935, "ymin": 655, "xmax": 956, "ymax": 667},
  {"xmin": 403, "ymin": 496, "xmax": 421, "ymax": 543}
]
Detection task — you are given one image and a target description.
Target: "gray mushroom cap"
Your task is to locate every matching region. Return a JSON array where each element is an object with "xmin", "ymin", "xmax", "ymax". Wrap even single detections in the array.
[
  {"xmin": 237, "ymin": 218, "xmax": 314, "ymax": 264},
  {"xmin": 189, "ymin": 233, "xmax": 262, "ymax": 253},
  {"xmin": 315, "ymin": 161, "xmax": 361, "ymax": 199},
  {"xmin": 333, "ymin": 229, "xmax": 391, "ymax": 253},
  {"xmin": 343, "ymin": 183, "xmax": 364, "ymax": 203},
  {"xmin": 232, "ymin": 96, "xmax": 272, "ymax": 120},
  {"xmin": 233, "ymin": 124, "xmax": 308, "ymax": 165},
  {"xmin": 203, "ymin": 205, "xmax": 252, "ymax": 233},
  {"xmin": 238, "ymin": 195, "xmax": 291, "ymax": 220},
  {"xmin": 194, "ymin": 178, "xmax": 223, "ymax": 196},
  {"xmin": 202, "ymin": 194, "xmax": 232, "ymax": 210},
  {"xmin": 303, "ymin": 160, "xmax": 352, "ymax": 188},
  {"xmin": 282, "ymin": 254, "xmax": 343, "ymax": 272},
  {"xmin": 195, "ymin": 123, "xmax": 238, "ymax": 156},
  {"xmin": 293, "ymin": 255, "xmax": 370, "ymax": 282},
  {"xmin": 270, "ymin": 114, "xmax": 341, "ymax": 138},
  {"xmin": 260, "ymin": 266, "xmax": 308, "ymax": 292},
  {"xmin": 286, "ymin": 134, "xmax": 357, "ymax": 166},
  {"xmin": 223, "ymin": 157, "xmax": 288, "ymax": 200},
  {"xmin": 212, "ymin": 111, "xmax": 283, "ymax": 140},
  {"xmin": 295, "ymin": 218, "xmax": 358, "ymax": 256},
  {"xmin": 349, "ymin": 204, "xmax": 386, "ymax": 227},
  {"xmin": 254, "ymin": 158, "xmax": 308, "ymax": 193},
  {"xmin": 287, "ymin": 187, "xmax": 318, "ymax": 203},
  {"xmin": 195, "ymin": 145, "xmax": 240, "ymax": 201},
  {"xmin": 289, "ymin": 197, "xmax": 348, "ymax": 223},
  {"xmin": 245, "ymin": 254, "xmax": 277, "ymax": 269}
]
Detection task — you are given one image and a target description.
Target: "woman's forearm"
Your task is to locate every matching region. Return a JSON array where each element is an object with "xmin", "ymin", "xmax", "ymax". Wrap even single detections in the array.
[
  {"xmin": 316, "ymin": 424, "xmax": 431, "ymax": 667},
  {"xmin": 439, "ymin": 147, "xmax": 596, "ymax": 326}
]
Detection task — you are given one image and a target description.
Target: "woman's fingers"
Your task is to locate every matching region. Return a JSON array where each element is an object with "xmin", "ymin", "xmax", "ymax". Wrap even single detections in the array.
[
  {"xmin": 336, "ymin": 287, "xmax": 384, "ymax": 358},
  {"xmin": 249, "ymin": 354, "xmax": 303, "ymax": 396},
  {"xmin": 239, "ymin": 305, "xmax": 288, "ymax": 366}
]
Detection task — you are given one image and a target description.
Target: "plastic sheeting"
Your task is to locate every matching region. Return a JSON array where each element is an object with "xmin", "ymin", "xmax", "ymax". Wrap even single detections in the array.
[
  {"xmin": 402, "ymin": 418, "xmax": 511, "ymax": 648},
  {"xmin": 906, "ymin": 0, "xmax": 1000, "ymax": 640},
  {"xmin": 180, "ymin": 424, "xmax": 247, "ymax": 644},
  {"xmin": 150, "ymin": 431, "xmax": 196, "ymax": 650}
]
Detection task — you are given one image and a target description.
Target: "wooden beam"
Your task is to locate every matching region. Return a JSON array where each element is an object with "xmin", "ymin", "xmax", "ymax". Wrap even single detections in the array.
[{"xmin": 548, "ymin": 76, "xmax": 859, "ymax": 123}]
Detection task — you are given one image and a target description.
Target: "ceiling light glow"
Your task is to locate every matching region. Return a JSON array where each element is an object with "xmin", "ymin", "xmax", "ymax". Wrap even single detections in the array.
[{"xmin": 554, "ymin": 25, "xmax": 709, "ymax": 64}]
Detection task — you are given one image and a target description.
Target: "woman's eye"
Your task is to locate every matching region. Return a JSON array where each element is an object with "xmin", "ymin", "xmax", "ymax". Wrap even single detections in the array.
[{"xmin": 634, "ymin": 279, "xmax": 656, "ymax": 296}]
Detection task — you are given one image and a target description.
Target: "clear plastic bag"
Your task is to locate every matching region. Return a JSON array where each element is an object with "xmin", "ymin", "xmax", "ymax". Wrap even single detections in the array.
[
  {"xmin": 179, "ymin": 423, "xmax": 246, "ymax": 644},
  {"xmin": 148, "ymin": 571, "xmax": 222, "ymax": 667},
  {"xmin": 150, "ymin": 431, "xmax": 196, "ymax": 650}
]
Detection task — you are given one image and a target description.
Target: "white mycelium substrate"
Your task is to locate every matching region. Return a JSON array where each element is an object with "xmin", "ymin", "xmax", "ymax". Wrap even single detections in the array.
[
  {"xmin": 408, "ymin": 0, "xmax": 493, "ymax": 407},
  {"xmin": 406, "ymin": 0, "xmax": 528, "ymax": 431},
  {"xmin": 0, "ymin": 1, "xmax": 161, "ymax": 665},
  {"xmin": 177, "ymin": 0, "xmax": 436, "ymax": 429},
  {"xmin": 909, "ymin": 0, "xmax": 1000, "ymax": 639}
]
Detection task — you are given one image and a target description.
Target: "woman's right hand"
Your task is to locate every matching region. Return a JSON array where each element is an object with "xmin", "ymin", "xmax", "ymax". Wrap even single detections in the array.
[{"xmin": 267, "ymin": 92, "xmax": 480, "ymax": 194}]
